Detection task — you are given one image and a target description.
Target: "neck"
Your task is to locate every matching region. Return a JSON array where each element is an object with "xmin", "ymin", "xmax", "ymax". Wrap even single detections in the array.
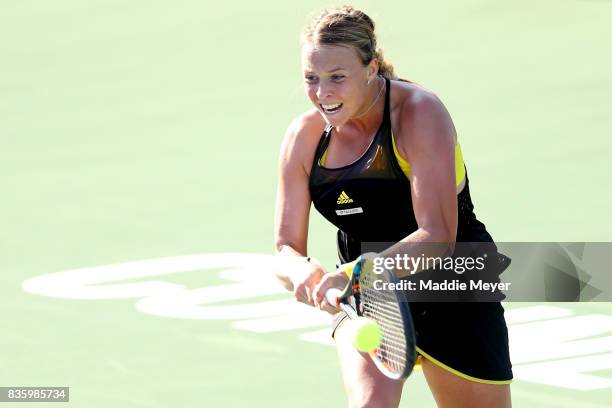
[{"xmin": 338, "ymin": 76, "xmax": 385, "ymax": 136}]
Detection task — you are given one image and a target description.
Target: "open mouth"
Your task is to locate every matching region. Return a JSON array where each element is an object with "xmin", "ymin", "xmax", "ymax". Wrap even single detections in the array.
[{"xmin": 320, "ymin": 103, "xmax": 343, "ymax": 114}]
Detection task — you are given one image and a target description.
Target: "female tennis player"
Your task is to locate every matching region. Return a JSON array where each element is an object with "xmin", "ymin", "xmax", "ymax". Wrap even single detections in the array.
[{"xmin": 274, "ymin": 6, "xmax": 512, "ymax": 408}]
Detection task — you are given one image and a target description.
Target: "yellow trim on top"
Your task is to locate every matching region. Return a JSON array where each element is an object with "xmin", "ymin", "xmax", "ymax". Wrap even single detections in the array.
[
  {"xmin": 320, "ymin": 147, "xmax": 329, "ymax": 166},
  {"xmin": 416, "ymin": 346, "xmax": 513, "ymax": 385},
  {"xmin": 391, "ymin": 132, "xmax": 466, "ymax": 188},
  {"xmin": 319, "ymin": 131, "xmax": 467, "ymax": 190}
]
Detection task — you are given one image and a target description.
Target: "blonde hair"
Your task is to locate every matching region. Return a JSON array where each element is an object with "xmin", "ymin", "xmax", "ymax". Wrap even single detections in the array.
[{"xmin": 301, "ymin": 6, "xmax": 397, "ymax": 80}]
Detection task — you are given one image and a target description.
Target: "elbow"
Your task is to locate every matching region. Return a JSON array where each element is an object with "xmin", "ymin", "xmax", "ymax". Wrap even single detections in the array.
[
  {"xmin": 421, "ymin": 225, "xmax": 456, "ymax": 256},
  {"xmin": 442, "ymin": 228, "xmax": 456, "ymax": 257},
  {"xmin": 422, "ymin": 224, "xmax": 455, "ymax": 243},
  {"xmin": 438, "ymin": 230, "xmax": 456, "ymax": 257}
]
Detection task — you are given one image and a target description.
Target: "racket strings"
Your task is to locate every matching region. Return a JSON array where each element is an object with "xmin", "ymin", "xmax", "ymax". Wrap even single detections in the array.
[
  {"xmin": 363, "ymin": 304, "xmax": 407, "ymax": 371},
  {"xmin": 359, "ymin": 271, "xmax": 409, "ymax": 374}
]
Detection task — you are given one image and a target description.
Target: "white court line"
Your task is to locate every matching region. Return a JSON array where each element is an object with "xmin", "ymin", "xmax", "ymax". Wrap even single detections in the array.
[
  {"xmin": 233, "ymin": 312, "xmax": 332, "ymax": 333},
  {"xmin": 505, "ymin": 305, "xmax": 574, "ymax": 324}
]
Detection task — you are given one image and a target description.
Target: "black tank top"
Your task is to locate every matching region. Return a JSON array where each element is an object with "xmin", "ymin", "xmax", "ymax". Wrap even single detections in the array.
[{"xmin": 308, "ymin": 77, "xmax": 494, "ymax": 263}]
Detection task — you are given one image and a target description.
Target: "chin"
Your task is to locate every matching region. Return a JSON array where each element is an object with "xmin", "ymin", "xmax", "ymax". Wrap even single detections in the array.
[{"xmin": 318, "ymin": 109, "xmax": 349, "ymax": 127}]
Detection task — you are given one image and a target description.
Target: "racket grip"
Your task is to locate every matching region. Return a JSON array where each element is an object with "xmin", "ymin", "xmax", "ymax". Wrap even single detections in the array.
[{"xmin": 324, "ymin": 288, "xmax": 343, "ymax": 306}]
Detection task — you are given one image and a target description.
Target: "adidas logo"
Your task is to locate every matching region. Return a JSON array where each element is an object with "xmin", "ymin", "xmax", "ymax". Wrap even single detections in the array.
[{"xmin": 337, "ymin": 191, "xmax": 354, "ymax": 205}]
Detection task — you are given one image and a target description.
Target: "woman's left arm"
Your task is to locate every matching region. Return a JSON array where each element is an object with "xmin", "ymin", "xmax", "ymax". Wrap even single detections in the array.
[
  {"xmin": 379, "ymin": 91, "xmax": 458, "ymax": 275},
  {"xmin": 403, "ymin": 91, "xmax": 457, "ymax": 241}
]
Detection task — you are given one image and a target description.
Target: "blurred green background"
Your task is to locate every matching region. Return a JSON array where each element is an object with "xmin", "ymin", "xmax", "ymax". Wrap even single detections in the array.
[{"xmin": 2, "ymin": 0, "xmax": 611, "ymax": 406}]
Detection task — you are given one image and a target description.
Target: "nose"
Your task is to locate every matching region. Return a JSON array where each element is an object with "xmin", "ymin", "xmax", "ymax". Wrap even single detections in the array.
[{"xmin": 316, "ymin": 82, "xmax": 332, "ymax": 100}]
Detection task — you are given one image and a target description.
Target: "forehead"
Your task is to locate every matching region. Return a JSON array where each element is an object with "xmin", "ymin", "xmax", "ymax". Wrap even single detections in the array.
[{"xmin": 301, "ymin": 43, "xmax": 363, "ymax": 72}]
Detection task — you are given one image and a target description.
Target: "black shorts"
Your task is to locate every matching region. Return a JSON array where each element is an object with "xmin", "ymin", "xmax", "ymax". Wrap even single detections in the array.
[{"xmin": 332, "ymin": 301, "xmax": 513, "ymax": 384}]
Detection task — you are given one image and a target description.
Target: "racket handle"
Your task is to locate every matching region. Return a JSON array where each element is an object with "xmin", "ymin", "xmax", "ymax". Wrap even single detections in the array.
[{"xmin": 324, "ymin": 288, "xmax": 343, "ymax": 306}]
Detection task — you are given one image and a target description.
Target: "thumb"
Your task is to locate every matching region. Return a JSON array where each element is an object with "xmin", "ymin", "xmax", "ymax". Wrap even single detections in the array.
[
  {"xmin": 313, "ymin": 277, "xmax": 342, "ymax": 313},
  {"xmin": 313, "ymin": 274, "xmax": 334, "ymax": 307}
]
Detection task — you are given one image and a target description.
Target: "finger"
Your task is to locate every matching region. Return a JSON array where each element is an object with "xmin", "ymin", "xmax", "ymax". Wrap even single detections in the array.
[
  {"xmin": 304, "ymin": 285, "xmax": 314, "ymax": 306},
  {"xmin": 295, "ymin": 293, "xmax": 310, "ymax": 306},
  {"xmin": 312, "ymin": 277, "xmax": 329, "ymax": 306},
  {"xmin": 312, "ymin": 282, "xmax": 321, "ymax": 306},
  {"xmin": 319, "ymin": 298, "xmax": 338, "ymax": 314},
  {"xmin": 293, "ymin": 284, "xmax": 306, "ymax": 304}
]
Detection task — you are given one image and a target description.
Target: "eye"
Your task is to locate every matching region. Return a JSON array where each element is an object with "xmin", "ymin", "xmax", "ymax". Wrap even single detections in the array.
[
  {"xmin": 331, "ymin": 74, "xmax": 346, "ymax": 82},
  {"xmin": 304, "ymin": 75, "xmax": 318, "ymax": 83}
]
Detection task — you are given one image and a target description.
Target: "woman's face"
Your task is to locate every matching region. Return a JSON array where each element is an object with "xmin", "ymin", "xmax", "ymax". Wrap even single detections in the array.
[{"xmin": 301, "ymin": 43, "xmax": 375, "ymax": 127}]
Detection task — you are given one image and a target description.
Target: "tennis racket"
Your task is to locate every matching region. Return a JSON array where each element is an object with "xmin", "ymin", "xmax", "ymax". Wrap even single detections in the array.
[{"xmin": 325, "ymin": 255, "xmax": 417, "ymax": 380}]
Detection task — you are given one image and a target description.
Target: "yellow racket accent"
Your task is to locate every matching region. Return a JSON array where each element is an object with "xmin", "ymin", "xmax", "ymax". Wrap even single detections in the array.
[
  {"xmin": 339, "ymin": 259, "xmax": 358, "ymax": 278},
  {"xmin": 339, "ymin": 256, "xmax": 376, "ymax": 278}
]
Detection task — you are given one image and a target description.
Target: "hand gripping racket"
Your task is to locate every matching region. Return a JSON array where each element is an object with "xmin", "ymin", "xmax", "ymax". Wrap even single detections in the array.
[{"xmin": 325, "ymin": 255, "xmax": 417, "ymax": 380}]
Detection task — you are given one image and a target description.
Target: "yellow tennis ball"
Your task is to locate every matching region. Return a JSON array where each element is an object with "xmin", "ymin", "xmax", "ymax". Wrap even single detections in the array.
[{"xmin": 351, "ymin": 317, "xmax": 382, "ymax": 352}]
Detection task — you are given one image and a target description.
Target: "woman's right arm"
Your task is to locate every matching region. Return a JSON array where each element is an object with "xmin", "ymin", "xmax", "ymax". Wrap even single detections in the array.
[
  {"xmin": 274, "ymin": 116, "xmax": 311, "ymax": 258},
  {"xmin": 274, "ymin": 114, "xmax": 328, "ymax": 304}
]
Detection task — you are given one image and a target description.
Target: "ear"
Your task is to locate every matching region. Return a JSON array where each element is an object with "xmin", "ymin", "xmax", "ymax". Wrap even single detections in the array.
[
  {"xmin": 368, "ymin": 57, "xmax": 379, "ymax": 75},
  {"xmin": 366, "ymin": 58, "xmax": 379, "ymax": 82}
]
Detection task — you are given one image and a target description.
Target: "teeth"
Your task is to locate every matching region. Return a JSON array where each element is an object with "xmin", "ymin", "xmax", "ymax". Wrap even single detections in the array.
[{"xmin": 322, "ymin": 103, "xmax": 342, "ymax": 110}]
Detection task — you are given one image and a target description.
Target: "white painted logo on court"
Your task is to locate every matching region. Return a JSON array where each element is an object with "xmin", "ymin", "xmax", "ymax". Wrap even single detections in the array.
[{"xmin": 22, "ymin": 253, "xmax": 612, "ymax": 391}]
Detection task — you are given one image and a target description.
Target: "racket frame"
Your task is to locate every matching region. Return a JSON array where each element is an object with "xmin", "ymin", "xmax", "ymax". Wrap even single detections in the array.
[{"xmin": 325, "ymin": 257, "xmax": 417, "ymax": 380}]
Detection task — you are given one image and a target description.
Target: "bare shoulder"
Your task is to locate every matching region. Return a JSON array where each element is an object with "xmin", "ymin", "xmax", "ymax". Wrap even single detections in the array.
[
  {"xmin": 279, "ymin": 109, "xmax": 327, "ymax": 176},
  {"xmin": 390, "ymin": 80, "xmax": 457, "ymax": 156}
]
